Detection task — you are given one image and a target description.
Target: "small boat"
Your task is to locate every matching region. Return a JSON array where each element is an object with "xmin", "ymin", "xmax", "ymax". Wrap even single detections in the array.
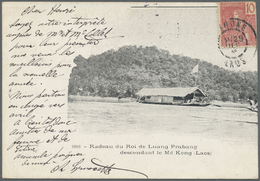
[
  {"xmin": 247, "ymin": 107, "xmax": 258, "ymax": 112},
  {"xmin": 247, "ymin": 100, "xmax": 258, "ymax": 112}
]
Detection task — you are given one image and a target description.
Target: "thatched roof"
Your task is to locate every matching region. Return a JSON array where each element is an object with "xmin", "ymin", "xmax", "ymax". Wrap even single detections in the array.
[{"xmin": 136, "ymin": 87, "xmax": 206, "ymax": 97}]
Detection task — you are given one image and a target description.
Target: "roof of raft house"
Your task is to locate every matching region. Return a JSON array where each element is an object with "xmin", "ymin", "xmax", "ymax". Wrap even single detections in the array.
[{"xmin": 136, "ymin": 87, "xmax": 206, "ymax": 97}]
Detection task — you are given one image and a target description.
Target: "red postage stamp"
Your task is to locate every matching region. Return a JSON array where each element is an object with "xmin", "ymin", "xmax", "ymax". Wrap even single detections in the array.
[{"xmin": 219, "ymin": 2, "xmax": 257, "ymax": 48}]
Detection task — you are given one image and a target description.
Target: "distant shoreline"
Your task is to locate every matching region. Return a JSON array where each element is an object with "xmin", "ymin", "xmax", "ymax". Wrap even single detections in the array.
[
  {"xmin": 68, "ymin": 95, "xmax": 250, "ymax": 108},
  {"xmin": 68, "ymin": 95, "xmax": 134, "ymax": 103},
  {"xmin": 210, "ymin": 100, "xmax": 249, "ymax": 109}
]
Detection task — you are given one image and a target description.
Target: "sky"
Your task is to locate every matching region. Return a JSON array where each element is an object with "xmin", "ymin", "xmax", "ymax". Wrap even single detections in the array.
[{"xmin": 74, "ymin": 2, "xmax": 257, "ymax": 71}]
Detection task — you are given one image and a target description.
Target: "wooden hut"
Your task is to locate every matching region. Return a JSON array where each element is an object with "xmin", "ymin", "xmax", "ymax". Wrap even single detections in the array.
[{"xmin": 136, "ymin": 87, "xmax": 206, "ymax": 104}]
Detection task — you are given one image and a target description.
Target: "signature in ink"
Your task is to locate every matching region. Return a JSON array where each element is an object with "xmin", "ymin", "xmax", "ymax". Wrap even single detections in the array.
[{"xmin": 51, "ymin": 157, "xmax": 148, "ymax": 178}]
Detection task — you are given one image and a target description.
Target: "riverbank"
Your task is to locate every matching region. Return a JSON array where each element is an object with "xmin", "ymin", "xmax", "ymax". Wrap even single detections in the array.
[
  {"xmin": 210, "ymin": 100, "xmax": 249, "ymax": 108},
  {"xmin": 68, "ymin": 95, "xmax": 134, "ymax": 103},
  {"xmin": 69, "ymin": 95, "xmax": 251, "ymax": 109}
]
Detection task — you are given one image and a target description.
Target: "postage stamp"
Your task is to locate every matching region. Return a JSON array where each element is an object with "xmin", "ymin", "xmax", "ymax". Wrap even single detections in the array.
[
  {"xmin": 218, "ymin": 2, "xmax": 257, "ymax": 68},
  {"xmin": 219, "ymin": 2, "xmax": 257, "ymax": 48}
]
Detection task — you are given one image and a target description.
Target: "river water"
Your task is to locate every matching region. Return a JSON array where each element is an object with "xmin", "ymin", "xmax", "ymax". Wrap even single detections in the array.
[{"xmin": 68, "ymin": 101, "xmax": 257, "ymax": 146}]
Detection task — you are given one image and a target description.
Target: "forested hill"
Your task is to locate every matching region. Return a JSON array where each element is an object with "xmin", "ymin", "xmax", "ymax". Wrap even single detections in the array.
[{"xmin": 68, "ymin": 45, "xmax": 258, "ymax": 102}]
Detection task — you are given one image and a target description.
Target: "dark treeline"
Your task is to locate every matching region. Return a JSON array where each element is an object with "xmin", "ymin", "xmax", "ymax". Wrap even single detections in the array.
[{"xmin": 69, "ymin": 45, "xmax": 258, "ymax": 102}]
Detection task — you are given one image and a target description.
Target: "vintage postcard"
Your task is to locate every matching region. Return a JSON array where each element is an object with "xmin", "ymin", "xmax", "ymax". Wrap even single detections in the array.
[{"xmin": 2, "ymin": 2, "xmax": 258, "ymax": 179}]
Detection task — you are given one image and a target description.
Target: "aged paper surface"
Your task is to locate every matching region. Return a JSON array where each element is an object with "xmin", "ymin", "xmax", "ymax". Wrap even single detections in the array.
[{"xmin": 2, "ymin": 2, "xmax": 258, "ymax": 178}]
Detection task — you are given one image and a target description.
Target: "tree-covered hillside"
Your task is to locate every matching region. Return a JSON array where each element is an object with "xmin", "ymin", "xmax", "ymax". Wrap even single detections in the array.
[{"xmin": 69, "ymin": 45, "xmax": 258, "ymax": 102}]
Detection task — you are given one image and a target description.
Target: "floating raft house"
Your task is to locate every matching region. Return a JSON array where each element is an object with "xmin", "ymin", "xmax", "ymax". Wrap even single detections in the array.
[{"xmin": 136, "ymin": 87, "xmax": 206, "ymax": 104}]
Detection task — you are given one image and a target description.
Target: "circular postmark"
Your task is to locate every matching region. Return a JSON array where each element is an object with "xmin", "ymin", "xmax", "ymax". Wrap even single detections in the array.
[{"xmin": 218, "ymin": 18, "xmax": 257, "ymax": 68}]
